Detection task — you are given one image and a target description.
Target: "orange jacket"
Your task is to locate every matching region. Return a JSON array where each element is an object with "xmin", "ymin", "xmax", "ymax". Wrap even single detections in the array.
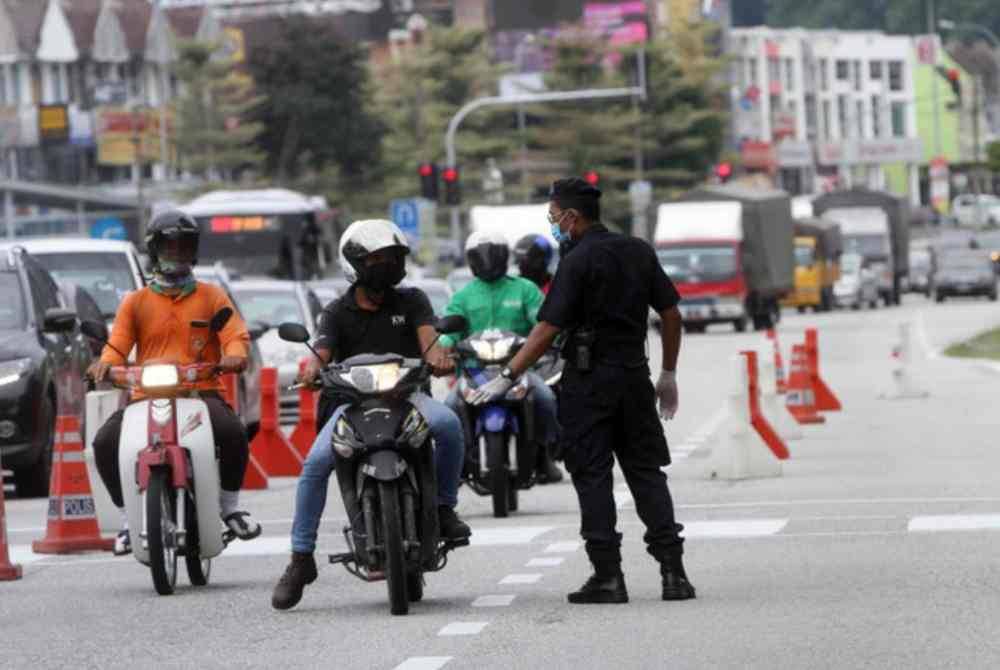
[{"xmin": 101, "ymin": 283, "xmax": 249, "ymax": 395}]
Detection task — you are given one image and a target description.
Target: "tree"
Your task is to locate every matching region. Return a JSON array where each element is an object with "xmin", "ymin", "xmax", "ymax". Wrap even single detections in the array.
[
  {"xmin": 248, "ymin": 16, "xmax": 384, "ymax": 184},
  {"xmin": 173, "ymin": 40, "xmax": 264, "ymax": 180},
  {"xmin": 765, "ymin": 0, "xmax": 1000, "ymax": 38},
  {"xmin": 986, "ymin": 140, "xmax": 1000, "ymax": 172}
]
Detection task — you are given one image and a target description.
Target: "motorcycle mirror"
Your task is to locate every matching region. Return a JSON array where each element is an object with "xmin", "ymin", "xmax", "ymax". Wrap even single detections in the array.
[
  {"xmin": 278, "ymin": 322, "xmax": 311, "ymax": 343},
  {"xmin": 80, "ymin": 319, "xmax": 109, "ymax": 342},
  {"xmin": 210, "ymin": 307, "xmax": 233, "ymax": 333},
  {"xmin": 435, "ymin": 314, "xmax": 468, "ymax": 335}
]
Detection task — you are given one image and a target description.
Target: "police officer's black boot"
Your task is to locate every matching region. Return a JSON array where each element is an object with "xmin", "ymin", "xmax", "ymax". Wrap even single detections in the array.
[
  {"xmin": 660, "ymin": 554, "xmax": 696, "ymax": 601},
  {"xmin": 568, "ymin": 565, "xmax": 629, "ymax": 604},
  {"xmin": 536, "ymin": 442, "xmax": 563, "ymax": 484}
]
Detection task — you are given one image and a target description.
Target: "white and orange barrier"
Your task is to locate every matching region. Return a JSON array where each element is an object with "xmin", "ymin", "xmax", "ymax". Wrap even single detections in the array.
[
  {"xmin": 757, "ymin": 345, "xmax": 802, "ymax": 441},
  {"xmin": 0, "ymin": 455, "xmax": 21, "ymax": 581},
  {"xmin": 884, "ymin": 322, "xmax": 929, "ymax": 400},
  {"xmin": 250, "ymin": 368, "xmax": 304, "ymax": 477}
]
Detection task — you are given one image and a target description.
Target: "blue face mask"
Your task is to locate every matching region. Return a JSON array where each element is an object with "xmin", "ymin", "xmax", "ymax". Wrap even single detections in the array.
[{"xmin": 550, "ymin": 222, "xmax": 567, "ymax": 244}]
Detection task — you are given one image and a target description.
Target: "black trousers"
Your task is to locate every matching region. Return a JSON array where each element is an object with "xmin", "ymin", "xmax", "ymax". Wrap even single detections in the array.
[
  {"xmin": 558, "ymin": 364, "xmax": 684, "ymax": 571},
  {"xmin": 93, "ymin": 392, "xmax": 249, "ymax": 507}
]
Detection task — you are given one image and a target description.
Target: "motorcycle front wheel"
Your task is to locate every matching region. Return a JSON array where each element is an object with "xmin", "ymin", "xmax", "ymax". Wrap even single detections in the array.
[
  {"xmin": 147, "ymin": 470, "xmax": 179, "ymax": 596},
  {"xmin": 488, "ymin": 432, "xmax": 509, "ymax": 518},
  {"xmin": 379, "ymin": 480, "xmax": 409, "ymax": 615}
]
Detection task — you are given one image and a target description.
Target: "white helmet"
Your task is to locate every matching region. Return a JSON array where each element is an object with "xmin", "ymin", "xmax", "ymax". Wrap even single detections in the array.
[
  {"xmin": 339, "ymin": 219, "xmax": 410, "ymax": 288},
  {"xmin": 465, "ymin": 229, "xmax": 510, "ymax": 282}
]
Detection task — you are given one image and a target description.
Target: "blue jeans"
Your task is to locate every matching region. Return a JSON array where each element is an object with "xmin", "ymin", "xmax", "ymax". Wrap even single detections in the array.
[
  {"xmin": 290, "ymin": 393, "xmax": 464, "ymax": 554},
  {"xmin": 446, "ymin": 372, "xmax": 560, "ymax": 447}
]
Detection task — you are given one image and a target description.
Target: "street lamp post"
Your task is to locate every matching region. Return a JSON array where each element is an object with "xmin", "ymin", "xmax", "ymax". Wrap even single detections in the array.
[{"xmin": 131, "ymin": 105, "xmax": 149, "ymax": 244}]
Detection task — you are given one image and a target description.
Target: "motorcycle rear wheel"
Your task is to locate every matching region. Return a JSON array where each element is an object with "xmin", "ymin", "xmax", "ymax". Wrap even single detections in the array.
[
  {"xmin": 379, "ymin": 481, "xmax": 409, "ymax": 615},
  {"xmin": 488, "ymin": 432, "xmax": 509, "ymax": 518},
  {"xmin": 147, "ymin": 470, "xmax": 179, "ymax": 596}
]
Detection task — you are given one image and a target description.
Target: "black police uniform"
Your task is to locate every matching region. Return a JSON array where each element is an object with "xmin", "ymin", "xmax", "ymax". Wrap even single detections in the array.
[
  {"xmin": 313, "ymin": 285, "xmax": 435, "ymax": 426},
  {"xmin": 538, "ymin": 224, "xmax": 684, "ymax": 573}
]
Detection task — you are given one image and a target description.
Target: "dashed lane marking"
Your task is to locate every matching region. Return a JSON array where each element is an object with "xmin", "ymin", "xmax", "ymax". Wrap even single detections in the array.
[
  {"xmin": 683, "ymin": 519, "xmax": 788, "ymax": 538},
  {"xmin": 438, "ymin": 622, "xmax": 489, "ymax": 637},
  {"xmin": 526, "ymin": 557, "xmax": 564, "ymax": 568},
  {"xmin": 393, "ymin": 657, "xmax": 452, "ymax": 670},
  {"xmin": 908, "ymin": 514, "xmax": 1000, "ymax": 532},
  {"xmin": 499, "ymin": 573, "xmax": 543, "ymax": 585},
  {"xmin": 471, "ymin": 594, "xmax": 516, "ymax": 608},
  {"xmin": 544, "ymin": 541, "xmax": 581, "ymax": 553},
  {"xmin": 469, "ymin": 526, "xmax": 554, "ymax": 546}
]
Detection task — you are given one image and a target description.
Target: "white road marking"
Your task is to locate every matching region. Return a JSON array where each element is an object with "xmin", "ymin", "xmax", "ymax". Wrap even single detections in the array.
[
  {"xmin": 223, "ymin": 536, "xmax": 294, "ymax": 556},
  {"xmin": 471, "ymin": 594, "xmax": 516, "ymax": 608},
  {"xmin": 915, "ymin": 312, "xmax": 940, "ymax": 360},
  {"xmin": 683, "ymin": 519, "xmax": 788, "ymax": 538},
  {"xmin": 470, "ymin": 526, "xmax": 554, "ymax": 546},
  {"xmin": 908, "ymin": 514, "xmax": 1000, "ymax": 532},
  {"xmin": 668, "ymin": 407, "xmax": 727, "ymax": 463},
  {"xmin": 499, "ymin": 573, "xmax": 543, "ymax": 585},
  {"xmin": 676, "ymin": 496, "xmax": 1000, "ymax": 509},
  {"xmin": 438, "ymin": 622, "xmax": 488, "ymax": 636},
  {"xmin": 526, "ymin": 557, "xmax": 564, "ymax": 568},
  {"xmin": 7, "ymin": 546, "xmax": 48, "ymax": 565},
  {"xmin": 393, "ymin": 657, "xmax": 453, "ymax": 670},
  {"xmin": 544, "ymin": 541, "xmax": 581, "ymax": 553}
]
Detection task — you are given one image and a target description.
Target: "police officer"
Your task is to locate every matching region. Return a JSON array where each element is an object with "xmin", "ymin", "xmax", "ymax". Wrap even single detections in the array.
[{"xmin": 471, "ymin": 177, "xmax": 694, "ymax": 604}]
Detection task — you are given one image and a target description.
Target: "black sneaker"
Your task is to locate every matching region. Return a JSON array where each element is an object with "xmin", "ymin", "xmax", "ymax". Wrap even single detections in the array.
[
  {"xmin": 537, "ymin": 458, "xmax": 564, "ymax": 484},
  {"xmin": 438, "ymin": 506, "xmax": 471, "ymax": 540},
  {"xmin": 223, "ymin": 511, "xmax": 262, "ymax": 540},
  {"xmin": 661, "ymin": 557, "xmax": 696, "ymax": 601},
  {"xmin": 113, "ymin": 529, "xmax": 131, "ymax": 556},
  {"xmin": 272, "ymin": 552, "xmax": 318, "ymax": 611},
  {"xmin": 567, "ymin": 572, "xmax": 629, "ymax": 604}
]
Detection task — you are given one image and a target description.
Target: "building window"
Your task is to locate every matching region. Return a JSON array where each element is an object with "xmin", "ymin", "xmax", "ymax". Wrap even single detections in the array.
[
  {"xmin": 891, "ymin": 101, "xmax": 907, "ymax": 136},
  {"xmin": 749, "ymin": 58, "xmax": 758, "ymax": 86},
  {"xmin": 785, "ymin": 58, "xmax": 795, "ymax": 91},
  {"xmin": 734, "ymin": 59, "xmax": 746, "ymax": 90},
  {"xmin": 11, "ymin": 63, "xmax": 20, "ymax": 105},
  {"xmin": 837, "ymin": 95, "xmax": 848, "ymax": 138},
  {"xmin": 67, "ymin": 63, "xmax": 77, "ymax": 104},
  {"xmin": 822, "ymin": 99, "xmax": 832, "ymax": 140},
  {"xmin": 836, "ymin": 59, "xmax": 849, "ymax": 81},
  {"xmin": 853, "ymin": 61, "xmax": 862, "ymax": 91},
  {"xmin": 870, "ymin": 61, "xmax": 883, "ymax": 80},
  {"xmin": 767, "ymin": 57, "xmax": 781, "ymax": 87},
  {"xmin": 818, "ymin": 58, "xmax": 828, "ymax": 91},
  {"xmin": 871, "ymin": 94, "xmax": 882, "ymax": 137},
  {"xmin": 856, "ymin": 99, "xmax": 864, "ymax": 138},
  {"xmin": 805, "ymin": 94, "xmax": 818, "ymax": 140},
  {"xmin": 888, "ymin": 61, "xmax": 904, "ymax": 91},
  {"xmin": 50, "ymin": 64, "xmax": 63, "ymax": 103},
  {"xmin": 0, "ymin": 67, "xmax": 6, "ymax": 106}
]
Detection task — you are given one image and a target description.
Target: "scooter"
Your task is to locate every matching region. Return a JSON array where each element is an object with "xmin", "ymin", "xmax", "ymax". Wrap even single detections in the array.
[
  {"xmin": 453, "ymin": 329, "xmax": 538, "ymax": 518},
  {"xmin": 278, "ymin": 314, "xmax": 469, "ymax": 616},
  {"xmin": 81, "ymin": 308, "xmax": 240, "ymax": 596}
]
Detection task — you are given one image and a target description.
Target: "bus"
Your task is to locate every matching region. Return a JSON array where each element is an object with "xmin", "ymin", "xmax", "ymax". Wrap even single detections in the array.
[{"xmin": 178, "ymin": 188, "xmax": 333, "ymax": 279}]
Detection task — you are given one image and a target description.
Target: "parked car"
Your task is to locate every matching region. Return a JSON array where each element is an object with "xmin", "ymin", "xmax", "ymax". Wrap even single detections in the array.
[
  {"xmin": 0, "ymin": 248, "xmax": 88, "ymax": 496},
  {"xmin": 230, "ymin": 279, "xmax": 322, "ymax": 423},
  {"xmin": 833, "ymin": 253, "xmax": 879, "ymax": 310},
  {"xmin": 972, "ymin": 231, "xmax": 1000, "ymax": 275},
  {"xmin": 0, "ymin": 238, "xmax": 145, "ymax": 326},
  {"xmin": 192, "ymin": 267, "xmax": 267, "ymax": 441},
  {"xmin": 952, "ymin": 194, "xmax": 1000, "ymax": 227},
  {"xmin": 308, "ymin": 277, "xmax": 350, "ymax": 308},
  {"xmin": 933, "ymin": 250, "xmax": 998, "ymax": 302}
]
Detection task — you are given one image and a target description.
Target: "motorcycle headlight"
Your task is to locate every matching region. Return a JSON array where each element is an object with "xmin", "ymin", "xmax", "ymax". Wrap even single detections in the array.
[
  {"xmin": 348, "ymin": 363, "xmax": 403, "ymax": 393},
  {"xmin": 398, "ymin": 408, "xmax": 430, "ymax": 448},
  {"xmin": 0, "ymin": 358, "xmax": 32, "ymax": 386},
  {"xmin": 331, "ymin": 416, "xmax": 361, "ymax": 458},
  {"xmin": 141, "ymin": 364, "xmax": 180, "ymax": 389},
  {"xmin": 471, "ymin": 338, "xmax": 515, "ymax": 363}
]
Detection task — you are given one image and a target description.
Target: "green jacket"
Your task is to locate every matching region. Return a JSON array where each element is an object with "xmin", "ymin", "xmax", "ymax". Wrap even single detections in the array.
[{"xmin": 439, "ymin": 275, "xmax": 544, "ymax": 348}]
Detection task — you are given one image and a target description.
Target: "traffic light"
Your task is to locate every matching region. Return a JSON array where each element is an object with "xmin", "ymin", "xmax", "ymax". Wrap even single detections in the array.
[
  {"xmin": 715, "ymin": 162, "xmax": 733, "ymax": 183},
  {"xmin": 442, "ymin": 166, "xmax": 461, "ymax": 206},
  {"xmin": 418, "ymin": 162, "xmax": 438, "ymax": 200},
  {"xmin": 936, "ymin": 66, "xmax": 962, "ymax": 109},
  {"xmin": 583, "ymin": 170, "xmax": 600, "ymax": 186}
]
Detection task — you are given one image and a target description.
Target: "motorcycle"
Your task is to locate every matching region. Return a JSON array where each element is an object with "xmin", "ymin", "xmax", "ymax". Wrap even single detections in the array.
[
  {"xmin": 81, "ymin": 308, "xmax": 240, "ymax": 596},
  {"xmin": 277, "ymin": 314, "xmax": 469, "ymax": 616},
  {"xmin": 453, "ymin": 329, "xmax": 539, "ymax": 518}
]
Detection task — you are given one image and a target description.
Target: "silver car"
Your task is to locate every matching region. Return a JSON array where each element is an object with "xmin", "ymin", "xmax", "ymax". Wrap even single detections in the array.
[
  {"xmin": 230, "ymin": 279, "xmax": 323, "ymax": 424},
  {"xmin": 834, "ymin": 253, "xmax": 879, "ymax": 310}
]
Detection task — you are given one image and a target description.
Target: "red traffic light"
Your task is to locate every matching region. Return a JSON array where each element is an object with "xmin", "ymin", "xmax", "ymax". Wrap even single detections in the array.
[
  {"xmin": 418, "ymin": 163, "xmax": 434, "ymax": 177},
  {"xmin": 442, "ymin": 167, "xmax": 459, "ymax": 183},
  {"xmin": 583, "ymin": 170, "xmax": 599, "ymax": 186},
  {"xmin": 715, "ymin": 162, "xmax": 733, "ymax": 180}
]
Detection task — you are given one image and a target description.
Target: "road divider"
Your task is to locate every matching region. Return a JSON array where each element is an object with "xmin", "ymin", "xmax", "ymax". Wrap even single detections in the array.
[
  {"xmin": 0, "ymin": 454, "xmax": 21, "ymax": 581},
  {"xmin": 222, "ymin": 373, "xmax": 268, "ymax": 489},
  {"xmin": 883, "ymin": 322, "xmax": 929, "ymax": 400},
  {"xmin": 289, "ymin": 359, "xmax": 318, "ymax": 459},
  {"xmin": 757, "ymin": 343, "xmax": 802, "ymax": 441},
  {"xmin": 785, "ymin": 344, "xmax": 826, "ymax": 425},
  {"xmin": 805, "ymin": 328, "xmax": 841, "ymax": 412},
  {"xmin": 250, "ymin": 368, "xmax": 303, "ymax": 477}
]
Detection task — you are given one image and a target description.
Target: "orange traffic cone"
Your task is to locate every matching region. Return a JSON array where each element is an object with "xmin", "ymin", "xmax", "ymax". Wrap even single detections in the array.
[
  {"xmin": 32, "ymin": 416, "xmax": 114, "ymax": 554},
  {"xmin": 766, "ymin": 329, "xmax": 787, "ymax": 393},
  {"xmin": 785, "ymin": 344, "xmax": 825, "ymax": 425},
  {"xmin": 289, "ymin": 359, "xmax": 318, "ymax": 459},
  {"xmin": 1, "ymin": 457, "xmax": 22, "ymax": 580},
  {"xmin": 804, "ymin": 328, "xmax": 841, "ymax": 412},
  {"xmin": 220, "ymin": 373, "xmax": 268, "ymax": 490},
  {"xmin": 250, "ymin": 368, "xmax": 303, "ymax": 477}
]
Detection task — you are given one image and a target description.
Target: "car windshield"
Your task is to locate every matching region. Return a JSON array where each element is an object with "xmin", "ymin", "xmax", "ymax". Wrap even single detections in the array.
[
  {"xmin": 232, "ymin": 288, "xmax": 305, "ymax": 327},
  {"xmin": 657, "ymin": 246, "xmax": 737, "ymax": 282},
  {"xmin": 794, "ymin": 245, "xmax": 816, "ymax": 268},
  {"xmin": 30, "ymin": 252, "xmax": 136, "ymax": 318},
  {"xmin": 0, "ymin": 272, "xmax": 25, "ymax": 330},
  {"xmin": 841, "ymin": 255, "xmax": 862, "ymax": 273},
  {"xmin": 940, "ymin": 254, "xmax": 988, "ymax": 271},
  {"xmin": 844, "ymin": 235, "xmax": 889, "ymax": 257}
]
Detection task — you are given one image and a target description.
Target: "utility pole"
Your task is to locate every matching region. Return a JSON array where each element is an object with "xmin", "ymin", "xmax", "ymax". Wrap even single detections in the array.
[{"xmin": 928, "ymin": 0, "xmax": 942, "ymax": 157}]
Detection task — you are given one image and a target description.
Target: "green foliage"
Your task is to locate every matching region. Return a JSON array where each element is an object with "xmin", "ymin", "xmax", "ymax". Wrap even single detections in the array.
[
  {"xmin": 173, "ymin": 40, "xmax": 265, "ymax": 180},
  {"xmin": 765, "ymin": 0, "xmax": 1000, "ymax": 37},
  {"xmin": 247, "ymin": 16, "xmax": 384, "ymax": 184},
  {"xmin": 987, "ymin": 140, "xmax": 1000, "ymax": 172}
]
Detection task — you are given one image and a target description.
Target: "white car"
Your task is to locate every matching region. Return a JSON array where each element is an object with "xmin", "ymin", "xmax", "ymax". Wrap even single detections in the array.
[
  {"xmin": 833, "ymin": 253, "xmax": 880, "ymax": 310},
  {"xmin": 230, "ymin": 279, "xmax": 323, "ymax": 424},
  {"xmin": 952, "ymin": 194, "xmax": 1000, "ymax": 227}
]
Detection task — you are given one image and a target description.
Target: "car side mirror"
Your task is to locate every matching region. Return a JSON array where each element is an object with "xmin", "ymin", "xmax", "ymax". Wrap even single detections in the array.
[
  {"xmin": 43, "ymin": 308, "xmax": 77, "ymax": 334},
  {"xmin": 278, "ymin": 322, "xmax": 311, "ymax": 343},
  {"xmin": 435, "ymin": 314, "xmax": 468, "ymax": 335},
  {"xmin": 80, "ymin": 319, "xmax": 109, "ymax": 342},
  {"xmin": 249, "ymin": 321, "xmax": 270, "ymax": 341}
]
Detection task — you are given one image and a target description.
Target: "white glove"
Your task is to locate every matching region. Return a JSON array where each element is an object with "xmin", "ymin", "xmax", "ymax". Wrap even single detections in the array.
[
  {"xmin": 469, "ymin": 374, "xmax": 516, "ymax": 406},
  {"xmin": 656, "ymin": 369, "xmax": 678, "ymax": 420}
]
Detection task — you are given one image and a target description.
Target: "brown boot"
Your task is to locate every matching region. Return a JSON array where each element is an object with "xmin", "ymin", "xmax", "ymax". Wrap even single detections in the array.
[{"xmin": 271, "ymin": 552, "xmax": 318, "ymax": 610}]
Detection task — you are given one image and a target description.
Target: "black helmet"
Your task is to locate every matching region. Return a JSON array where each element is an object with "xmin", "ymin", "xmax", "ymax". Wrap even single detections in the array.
[
  {"xmin": 146, "ymin": 210, "xmax": 200, "ymax": 270},
  {"xmin": 465, "ymin": 230, "xmax": 509, "ymax": 282},
  {"xmin": 513, "ymin": 234, "xmax": 554, "ymax": 287}
]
